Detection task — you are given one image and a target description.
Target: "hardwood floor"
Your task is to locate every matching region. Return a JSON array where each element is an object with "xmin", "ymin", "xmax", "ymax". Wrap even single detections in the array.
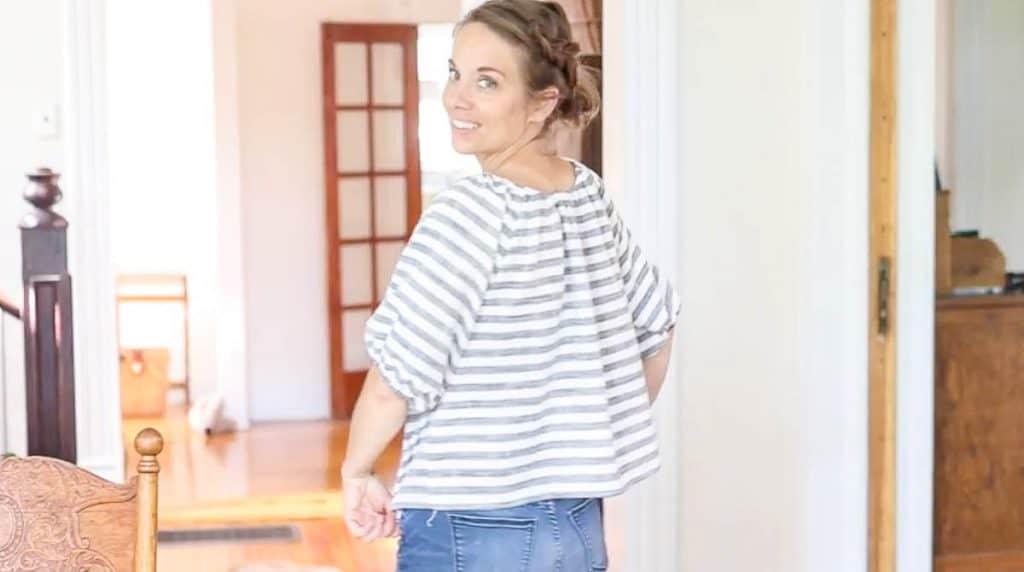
[
  {"xmin": 122, "ymin": 408, "xmax": 400, "ymax": 571},
  {"xmin": 156, "ymin": 521, "xmax": 397, "ymax": 572},
  {"xmin": 122, "ymin": 407, "xmax": 400, "ymax": 510}
]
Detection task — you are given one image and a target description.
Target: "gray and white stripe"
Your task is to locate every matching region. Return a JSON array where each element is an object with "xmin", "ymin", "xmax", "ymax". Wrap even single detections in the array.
[{"xmin": 365, "ymin": 160, "xmax": 680, "ymax": 511}]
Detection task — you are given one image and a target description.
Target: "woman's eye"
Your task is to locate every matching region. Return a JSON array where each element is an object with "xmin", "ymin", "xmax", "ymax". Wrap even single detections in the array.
[
  {"xmin": 448, "ymin": 68, "xmax": 459, "ymax": 81},
  {"xmin": 477, "ymin": 76, "xmax": 497, "ymax": 89}
]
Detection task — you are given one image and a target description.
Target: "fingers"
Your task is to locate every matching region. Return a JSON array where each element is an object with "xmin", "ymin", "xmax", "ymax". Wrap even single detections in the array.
[
  {"xmin": 344, "ymin": 509, "xmax": 372, "ymax": 538},
  {"xmin": 343, "ymin": 477, "xmax": 398, "ymax": 542},
  {"xmin": 382, "ymin": 509, "xmax": 399, "ymax": 538},
  {"xmin": 342, "ymin": 483, "xmax": 373, "ymax": 538},
  {"xmin": 358, "ymin": 510, "xmax": 386, "ymax": 541},
  {"xmin": 365, "ymin": 507, "xmax": 398, "ymax": 540},
  {"xmin": 345, "ymin": 502, "xmax": 386, "ymax": 541}
]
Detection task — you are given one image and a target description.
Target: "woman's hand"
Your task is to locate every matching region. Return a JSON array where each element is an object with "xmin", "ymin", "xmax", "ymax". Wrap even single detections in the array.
[{"xmin": 342, "ymin": 474, "xmax": 398, "ymax": 541}]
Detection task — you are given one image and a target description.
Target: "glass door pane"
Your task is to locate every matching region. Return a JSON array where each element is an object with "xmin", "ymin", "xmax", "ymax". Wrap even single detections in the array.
[
  {"xmin": 335, "ymin": 42, "xmax": 368, "ymax": 105},
  {"xmin": 337, "ymin": 111, "xmax": 370, "ymax": 173},
  {"xmin": 372, "ymin": 110, "xmax": 406, "ymax": 171},
  {"xmin": 338, "ymin": 177, "xmax": 371, "ymax": 239},
  {"xmin": 371, "ymin": 43, "xmax": 404, "ymax": 105},
  {"xmin": 340, "ymin": 244, "xmax": 373, "ymax": 305},
  {"xmin": 376, "ymin": 241, "xmax": 405, "ymax": 299},
  {"xmin": 341, "ymin": 309, "xmax": 371, "ymax": 371},
  {"xmin": 374, "ymin": 176, "xmax": 408, "ymax": 237}
]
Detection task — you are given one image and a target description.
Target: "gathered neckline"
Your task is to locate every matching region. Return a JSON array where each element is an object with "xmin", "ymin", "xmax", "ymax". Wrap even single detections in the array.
[{"xmin": 482, "ymin": 159, "xmax": 586, "ymax": 198}]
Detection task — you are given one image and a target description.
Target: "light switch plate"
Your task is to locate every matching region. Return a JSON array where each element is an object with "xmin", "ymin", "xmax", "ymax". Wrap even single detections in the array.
[{"xmin": 33, "ymin": 105, "xmax": 59, "ymax": 139}]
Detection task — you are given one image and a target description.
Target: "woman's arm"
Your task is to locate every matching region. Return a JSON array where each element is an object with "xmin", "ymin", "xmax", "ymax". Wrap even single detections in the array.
[
  {"xmin": 340, "ymin": 367, "xmax": 407, "ymax": 541},
  {"xmin": 642, "ymin": 329, "xmax": 675, "ymax": 403},
  {"xmin": 341, "ymin": 366, "xmax": 408, "ymax": 479}
]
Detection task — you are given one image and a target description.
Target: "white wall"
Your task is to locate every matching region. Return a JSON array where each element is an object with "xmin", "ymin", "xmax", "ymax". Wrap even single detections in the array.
[
  {"xmin": 461, "ymin": 0, "xmax": 485, "ymax": 14},
  {"xmin": 106, "ymin": 1, "xmax": 220, "ymax": 404},
  {"xmin": 1, "ymin": 313, "xmax": 25, "ymax": 455},
  {"xmin": 0, "ymin": 0, "xmax": 66, "ymax": 457},
  {"xmin": 663, "ymin": 1, "xmax": 870, "ymax": 570},
  {"xmin": 936, "ymin": 0, "xmax": 954, "ymax": 190},
  {"xmin": 211, "ymin": 0, "xmax": 251, "ymax": 429},
  {"xmin": 0, "ymin": 0, "xmax": 66, "ymax": 295},
  {"xmin": 234, "ymin": 0, "xmax": 461, "ymax": 421},
  {"xmin": 951, "ymin": 0, "xmax": 1024, "ymax": 271}
]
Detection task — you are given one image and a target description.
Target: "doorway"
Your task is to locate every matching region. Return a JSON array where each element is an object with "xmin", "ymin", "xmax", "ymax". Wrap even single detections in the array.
[
  {"xmin": 931, "ymin": 1, "xmax": 1024, "ymax": 570},
  {"xmin": 868, "ymin": 0, "xmax": 1024, "ymax": 570},
  {"xmin": 867, "ymin": 0, "xmax": 935, "ymax": 571}
]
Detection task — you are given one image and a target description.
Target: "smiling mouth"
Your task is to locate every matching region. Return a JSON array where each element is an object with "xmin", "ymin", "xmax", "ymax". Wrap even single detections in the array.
[{"xmin": 451, "ymin": 119, "xmax": 480, "ymax": 131}]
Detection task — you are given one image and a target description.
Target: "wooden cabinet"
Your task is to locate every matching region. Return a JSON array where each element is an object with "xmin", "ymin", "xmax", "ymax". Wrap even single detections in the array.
[{"xmin": 935, "ymin": 295, "xmax": 1024, "ymax": 571}]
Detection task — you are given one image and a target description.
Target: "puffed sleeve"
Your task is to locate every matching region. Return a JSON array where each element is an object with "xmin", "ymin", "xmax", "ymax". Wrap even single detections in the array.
[
  {"xmin": 364, "ymin": 186, "xmax": 502, "ymax": 414},
  {"xmin": 610, "ymin": 201, "xmax": 681, "ymax": 359}
]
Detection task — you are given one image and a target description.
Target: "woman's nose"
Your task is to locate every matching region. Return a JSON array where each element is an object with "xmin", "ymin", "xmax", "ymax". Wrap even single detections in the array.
[{"xmin": 443, "ymin": 81, "xmax": 472, "ymax": 111}]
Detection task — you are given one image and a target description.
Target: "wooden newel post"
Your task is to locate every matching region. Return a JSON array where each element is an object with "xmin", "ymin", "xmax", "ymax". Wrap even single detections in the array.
[
  {"xmin": 134, "ymin": 428, "xmax": 163, "ymax": 572},
  {"xmin": 19, "ymin": 167, "xmax": 77, "ymax": 463}
]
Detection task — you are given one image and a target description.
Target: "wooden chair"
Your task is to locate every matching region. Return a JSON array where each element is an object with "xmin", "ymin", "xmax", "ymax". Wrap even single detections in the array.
[{"xmin": 0, "ymin": 428, "xmax": 164, "ymax": 571}]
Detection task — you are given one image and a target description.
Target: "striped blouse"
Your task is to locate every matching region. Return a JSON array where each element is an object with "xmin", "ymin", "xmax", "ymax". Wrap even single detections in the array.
[{"xmin": 364, "ymin": 159, "xmax": 680, "ymax": 510}]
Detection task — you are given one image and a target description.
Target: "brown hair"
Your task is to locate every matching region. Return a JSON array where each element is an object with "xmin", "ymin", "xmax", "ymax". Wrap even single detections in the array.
[{"xmin": 461, "ymin": 0, "xmax": 600, "ymax": 130}]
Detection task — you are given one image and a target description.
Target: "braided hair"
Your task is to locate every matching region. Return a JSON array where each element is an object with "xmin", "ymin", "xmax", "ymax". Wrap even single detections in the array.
[{"xmin": 461, "ymin": 0, "xmax": 600, "ymax": 129}]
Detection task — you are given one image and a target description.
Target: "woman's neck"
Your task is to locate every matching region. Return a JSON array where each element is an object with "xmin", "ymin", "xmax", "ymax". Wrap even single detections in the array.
[{"xmin": 476, "ymin": 139, "xmax": 574, "ymax": 193}]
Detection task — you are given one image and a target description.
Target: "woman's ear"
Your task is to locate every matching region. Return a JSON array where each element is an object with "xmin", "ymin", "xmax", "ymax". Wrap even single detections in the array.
[{"xmin": 527, "ymin": 86, "xmax": 561, "ymax": 125}]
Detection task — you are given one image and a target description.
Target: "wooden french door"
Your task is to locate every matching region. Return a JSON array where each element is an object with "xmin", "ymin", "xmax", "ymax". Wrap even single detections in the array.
[{"xmin": 321, "ymin": 24, "xmax": 421, "ymax": 420}]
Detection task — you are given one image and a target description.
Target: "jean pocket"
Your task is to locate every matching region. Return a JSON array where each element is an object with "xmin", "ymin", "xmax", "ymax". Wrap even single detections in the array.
[
  {"xmin": 569, "ymin": 498, "xmax": 609, "ymax": 571},
  {"xmin": 451, "ymin": 513, "xmax": 536, "ymax": 572},
  {"xmin": 398, "ymin": 510, "xmax": 454, "ymax": 572}
]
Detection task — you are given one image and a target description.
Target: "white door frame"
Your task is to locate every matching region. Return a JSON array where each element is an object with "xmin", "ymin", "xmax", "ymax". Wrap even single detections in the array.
[
  {"xmin": 62, "ymin": 0, "xmax": 123, "ymax": 482},
  {"xmin": 604, "ymin": 0, "xmax": 681, "ymax": 570},
  {"xmin": 894, "ymin": 0, "xmax": 936, "ymax": 569}
]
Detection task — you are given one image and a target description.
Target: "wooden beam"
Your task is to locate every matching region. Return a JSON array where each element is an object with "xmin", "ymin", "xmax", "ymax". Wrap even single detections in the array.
[{"xmin": 869, "ymin": 0, "xmax": 898, "ymax": 570}]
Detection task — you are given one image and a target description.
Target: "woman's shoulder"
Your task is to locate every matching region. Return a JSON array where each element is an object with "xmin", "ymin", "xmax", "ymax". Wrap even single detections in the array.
[
  {"xmin": 565, "ymin": 160, "xmax": 613, "ymax": 213},
  {"xmin": 429, "ymin": 174, "xmax": 507, "ymax": 215},
  {"xmin": 416, "ymin": 177, "xmax": 507, "ymax": 244},
  {"xmin": 423, "ymin": 160, "xmax": 609, "ymax": 220}
]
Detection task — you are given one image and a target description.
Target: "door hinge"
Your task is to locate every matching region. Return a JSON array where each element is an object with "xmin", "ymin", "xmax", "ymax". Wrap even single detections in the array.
[{"xmin": 877, "ymin": 256, "xmax": 891, "ymax": 335}]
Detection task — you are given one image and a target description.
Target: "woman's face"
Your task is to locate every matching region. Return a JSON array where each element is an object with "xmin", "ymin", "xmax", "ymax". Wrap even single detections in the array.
[{"xmin": 443, "ymin": 22, "xmax": 546, "ymax": 157}]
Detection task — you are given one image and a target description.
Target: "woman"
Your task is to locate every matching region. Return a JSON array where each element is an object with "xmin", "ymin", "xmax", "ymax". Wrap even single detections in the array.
[{"xmin": 341, "ymin": 1, "xmax": 679, "ymax": 569}]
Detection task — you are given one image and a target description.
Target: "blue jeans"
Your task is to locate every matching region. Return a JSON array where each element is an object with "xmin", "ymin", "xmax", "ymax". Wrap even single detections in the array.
[{"xmin": 397, "ymin": 498, "xmax": 608, "ymax": 572}]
